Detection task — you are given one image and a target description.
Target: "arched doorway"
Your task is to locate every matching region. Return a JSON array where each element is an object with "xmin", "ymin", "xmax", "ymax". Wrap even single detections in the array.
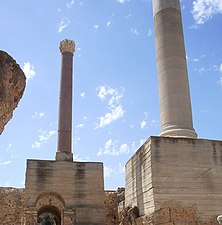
[
  {"xmin": 35, "ymin": 192, "xmax": 65, "ymax": 225},
  {"xmin": 37, "ymin": 205, "xmax": 61, "ymax": 225}
]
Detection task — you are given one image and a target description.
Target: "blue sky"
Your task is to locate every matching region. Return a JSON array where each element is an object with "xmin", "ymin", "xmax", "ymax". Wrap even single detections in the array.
[{"xmin": 0, "ymin": 0, "xmax": 222, "ymax": 190}]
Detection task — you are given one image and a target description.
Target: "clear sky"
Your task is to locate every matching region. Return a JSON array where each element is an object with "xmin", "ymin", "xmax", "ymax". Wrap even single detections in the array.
[{"xmin": 0, "ymin": 0, "xmax": 222, "ymax": 190}]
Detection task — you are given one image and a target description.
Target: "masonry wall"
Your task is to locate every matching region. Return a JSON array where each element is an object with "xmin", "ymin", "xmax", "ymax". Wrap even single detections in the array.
[
  {"xmin": 25, "ymin": 160, "xmax": 105, "ymax": 225},
  {"xmin": 125, "ymin": 136, "xmax": 222, "ymax": 221},
  {"xmin": 0, "ymin": 187, "xmax": 24, "ymax": 224},
  {"xmin": 1, "ymin": 187, "xmax": 220, "ymax": 225},
  {"xmin": 134, "ymin": 206, "xmax": 219, "ymax": 225},
  {"xmin": 0, "ymin": 187, "xmax": 120, "ymax": 225},
  {"xmin": 125, "ymin": 139, "xmax": 154, "ymax": 216},
  {"xmin": 105, "ymin": 191, "xmax": 119, "ymax": 225}
]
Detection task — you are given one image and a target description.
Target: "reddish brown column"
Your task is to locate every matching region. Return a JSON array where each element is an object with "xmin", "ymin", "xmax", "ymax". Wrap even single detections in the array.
[{"xmin": 56, "ymin": 39, "xmax": 75, "ymax": 161}]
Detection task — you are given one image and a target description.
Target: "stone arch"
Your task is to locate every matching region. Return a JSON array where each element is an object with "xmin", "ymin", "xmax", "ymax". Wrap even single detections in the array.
[
  {"xmin": 35, "ymin": 192, "xmax": 65, "ymax": 211},
  {"xmin": 35, "ymin": 192, "xmax": 65, "ymax": 225}
]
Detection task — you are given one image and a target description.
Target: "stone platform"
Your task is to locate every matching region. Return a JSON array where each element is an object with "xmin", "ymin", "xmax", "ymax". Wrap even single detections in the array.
[
  {"xmin": 125, "ymin": 136, "xmax": 222, "ymax": 221},
  {"xmin": 24, "ymin": 159, "xmax": 105, "ymax": 225}
]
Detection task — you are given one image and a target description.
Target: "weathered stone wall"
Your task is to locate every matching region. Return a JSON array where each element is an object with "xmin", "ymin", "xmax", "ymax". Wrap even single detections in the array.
[
  {"xmin": 25, "ymin": 159, "xmax": 105, "ymax": 225},
  {"xmin": 125, "ymin": 136, "xmax": 222, "ymax": 220},
  {"xmin": 119, "ymin": 206, "xmax": 218, "ymax": 225},
  {"xmin": 0, "ymin": 187, "xmax": 24, "ymax": 224},
  {"xmin": 0, "ymin": 188, "xmax": 122, "ymax": 224},
  {"xmin": 105, "ymin": 191, "xmax": 119, "ymax": 225},
  {"xmin": 0, "ymin": 188, "xmax": 220, "ymax": 224},
  {"xmin": 0, "ymin": 187, "xmax": 119, "ymax": 225},
  {"xmin": 135, "ymin": 206, "xmax": 218, "ymax": 225},
  {"xmin": 0, "ymin": 50, "xmax": 26, "ymax": 134},
  {"xmin": 125, "ymin": 138, "xmax": 154, "ymax": 215},
  {"xmin": 2, "ymin": 136, "xmax": 222, "ymax": 225}
]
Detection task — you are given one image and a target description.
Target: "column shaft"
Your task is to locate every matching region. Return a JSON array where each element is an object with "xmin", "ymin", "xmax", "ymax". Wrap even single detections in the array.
[
  {"xmin": 152, "ymin": 0, "xmax": 197, "ymax": 138},
  {"xmin": 56, "ymin": 39, "xmax": 75, "ymax": 161}
]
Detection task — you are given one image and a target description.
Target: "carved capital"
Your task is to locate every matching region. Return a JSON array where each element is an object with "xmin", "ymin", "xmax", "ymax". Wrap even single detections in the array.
[{"xmin": 60, "ymin": 39, "xmax": 75, "ymax": 54}]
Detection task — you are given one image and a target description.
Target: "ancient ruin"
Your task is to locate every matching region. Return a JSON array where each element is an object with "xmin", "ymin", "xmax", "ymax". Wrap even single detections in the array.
[
  {"xmin": 123, "ymin": 0, "xmax": 222, "ymax": 224},
  {"xmin": 24, "ymin": 40, "xmax": 105, "ymax": 225},
  {"xmin": 0, "ymin": 187, "xmax": 24, "ymax": 224},
  {"xmin": 0, "ymin": 0, "xmax": 222, "ymax": 224},
  {"xmin": 0, "ymin": 50, "xmax": 26, "ymax": 134},
  {"xmin": 153, "ymin": 0, "xmax": 197, "ymax": 138}
]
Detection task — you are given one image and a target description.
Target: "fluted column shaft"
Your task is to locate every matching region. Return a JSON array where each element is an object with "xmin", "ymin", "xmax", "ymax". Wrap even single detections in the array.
[
  {"xmin": 152, "ymin": 0, "xmax": 197, "ymax": 138},
  {"xmin": 56, "ymin": 39, "xmax": 75, "ymax": 161}
]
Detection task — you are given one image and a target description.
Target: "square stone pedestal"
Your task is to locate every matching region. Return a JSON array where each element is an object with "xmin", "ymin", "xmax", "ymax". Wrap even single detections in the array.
[
  {"xmin": 125, "ymin": 136, "xmax": 222, "ymax": 222},
  {"xmin": 24, "ymin": 159, "xmax": 105, "ymax": 225}
]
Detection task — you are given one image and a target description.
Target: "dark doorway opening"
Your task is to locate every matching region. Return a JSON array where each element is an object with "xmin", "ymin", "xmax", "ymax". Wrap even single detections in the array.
[{"xmin": 37, "ymin": 205, "xmax": 61, "ymax": 225}]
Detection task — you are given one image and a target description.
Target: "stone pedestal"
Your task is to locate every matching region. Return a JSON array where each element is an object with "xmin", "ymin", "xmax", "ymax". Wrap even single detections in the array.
[
  {"xmin": 24, "ymin": 160, "xmax": 105, "ymax": 225},
  {"xmin": 125, "ymin": 136, "xmax": 222, "ymax": 221}
]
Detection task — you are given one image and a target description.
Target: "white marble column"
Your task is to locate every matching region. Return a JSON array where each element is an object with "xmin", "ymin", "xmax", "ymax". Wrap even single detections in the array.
[
  {"xmin": 56, "ymin": 39, "xmax": 75, "ymax": 161},
  {"xmin": 152, "ymin": 0, "xmax": 197, "ymax": 138}
]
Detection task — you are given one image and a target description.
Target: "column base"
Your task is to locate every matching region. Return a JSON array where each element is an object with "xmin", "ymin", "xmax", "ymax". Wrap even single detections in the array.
[
  {"xmin": 56, "ymin": 152, "xmax": 73, "ymax": 161},
  {"xmin": 160, "ymin": 126, "xmax": 197, "ymax": 138}
]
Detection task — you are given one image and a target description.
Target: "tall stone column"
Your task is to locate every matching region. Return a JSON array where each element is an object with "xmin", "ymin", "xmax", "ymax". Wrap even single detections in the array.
[
  {"xmin": 56, "ymin": 39, "xmax": 75, "ymax": 161},
  {"xmin": 152, "ymin": 0, "xmax": 197, "ymax": 138}
]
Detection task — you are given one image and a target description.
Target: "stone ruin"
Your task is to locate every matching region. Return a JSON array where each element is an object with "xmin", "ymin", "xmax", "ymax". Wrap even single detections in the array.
[
  {"xmin": 0, "ymin": 50, "xmax": 26, "ymax": 134},
  {"xmin": 1, "ymin": 186, "xmax": 220, "ymax": 224},
  {"xmin": 0, "ymin": 187, "xmax": 120, "ymax": 225},
  {"xmin": 1, "ymin": 0, "xmax": 222, "ymax": 224}
]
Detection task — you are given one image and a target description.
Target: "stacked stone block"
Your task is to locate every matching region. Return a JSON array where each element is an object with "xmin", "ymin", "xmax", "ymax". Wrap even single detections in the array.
[
  {"xmin": 125, "ymin": 137, "xmax": 222, "ymax": 222},
  {"xmin": 25, "ymin": 160, "xmax": 105, "ymax": 225},
  {"xmin": 135, "ymin": 207, "xmax": 218, "ymax": 225}
]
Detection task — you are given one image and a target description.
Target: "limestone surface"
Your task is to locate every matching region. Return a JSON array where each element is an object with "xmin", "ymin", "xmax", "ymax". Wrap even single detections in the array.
[
  {"xmin": 119, "ymin": 206, "xmax": 218, "ymax": 225},
  {"xmin": 152, "ymin": 0, "xmax": 197, "ymax": 138},
  {"xmin": 0, "ymin": 50, "xmax": 26, "ymax": 134},
  {"xmin": 25, "ymin": 160, "xmax": 105, "ymax": 224},
  {"xmin": 125, "ymin": 137, "xmax": 222, "ymax": 219},
  {"xmin": 0, "ymin": 187, "xmax": 24, "ymax": 224},
  {"xmin": 105, "ymin": 191, "xmax": 119, "ymax": 225},
  {"xmin": 0, "ymin": 187, "xmax": 219, "ymax": 225}
]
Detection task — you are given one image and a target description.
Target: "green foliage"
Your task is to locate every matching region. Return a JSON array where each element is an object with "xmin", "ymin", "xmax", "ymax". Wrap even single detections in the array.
[
  {"xmin": 37, "ymin": 213, "xmax": 56, "ymax": 225},
  {"xmin": 131, "ymin": 206, "xmax": 140, "ymax": 218}
]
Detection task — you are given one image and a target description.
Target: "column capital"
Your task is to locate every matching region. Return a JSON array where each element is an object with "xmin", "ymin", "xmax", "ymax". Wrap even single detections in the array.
[{"xmin": 60, "ymin": 39, "xmax": 75, "ymax": 54}]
